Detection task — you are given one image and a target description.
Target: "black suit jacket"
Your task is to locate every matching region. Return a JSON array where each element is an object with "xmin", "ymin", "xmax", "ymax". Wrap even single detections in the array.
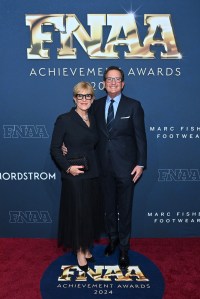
[
  {"xmin": 50, "ymin": 108, "xmax": 99, "ymax": 179},
  {"xmin": 93, "ymin": 94, "xmax": 147, "ymax": 177}
]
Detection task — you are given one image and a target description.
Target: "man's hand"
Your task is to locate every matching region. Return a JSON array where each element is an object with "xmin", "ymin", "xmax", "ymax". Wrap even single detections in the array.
[
  {"xmin": 131, "ymin": 166, "xmax": 144, "ymax": 183},
  {"xmin": 62, "ymin": 143, "xmax": 68, "ymax": 155}
]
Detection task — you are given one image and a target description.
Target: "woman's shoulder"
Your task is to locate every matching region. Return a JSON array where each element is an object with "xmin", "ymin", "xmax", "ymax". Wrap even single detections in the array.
[{"xmin": 56, "ymin": 109, "xmax": 74, "ymax": 122}]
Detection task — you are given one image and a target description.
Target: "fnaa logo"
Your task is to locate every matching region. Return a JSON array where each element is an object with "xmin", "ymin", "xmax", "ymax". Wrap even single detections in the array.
[
  {"xmin": 26, "ymin": 13, "xmax": 181, "ymax": 59},
  {"xmin": 3, "ymin": 125, "xmax": 49, "ymax": 138},
  {"xmin": 9, "ymin": 211, "xmax": 52, "ymax": 223},
  {"xmin": 158, "ymin": 169, "xmax": 200, "ymax": 181},
  {"xmin": 58, "ymin": 265, "xmax": 149, "ymax": 282}
]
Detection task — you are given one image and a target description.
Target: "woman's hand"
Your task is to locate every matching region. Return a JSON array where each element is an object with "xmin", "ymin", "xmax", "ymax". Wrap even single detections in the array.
[{"xmin": 67, "ymin": 165, "xmax": 85, "ymax": 176}]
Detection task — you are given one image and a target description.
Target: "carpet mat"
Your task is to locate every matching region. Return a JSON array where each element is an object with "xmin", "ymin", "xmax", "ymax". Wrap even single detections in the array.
[{"xmin": 40, "ymin": 245, "xmax": 165, "ymax": 299}]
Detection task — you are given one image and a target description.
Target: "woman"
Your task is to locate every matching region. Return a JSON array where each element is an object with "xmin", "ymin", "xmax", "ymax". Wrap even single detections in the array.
[{"xmin": 50, "ymin": 82, "xmax": 103, "ymax": 272}]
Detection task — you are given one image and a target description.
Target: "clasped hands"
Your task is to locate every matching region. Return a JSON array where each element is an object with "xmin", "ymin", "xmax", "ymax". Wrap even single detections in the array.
[{"xmin": 62, "ymin": 144, "xmax": 84, "ymax": 176}]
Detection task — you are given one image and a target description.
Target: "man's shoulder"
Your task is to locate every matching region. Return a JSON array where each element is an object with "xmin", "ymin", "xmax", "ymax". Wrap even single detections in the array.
[
  {"xmin": 94, "ymin": 96, "xmax": 107, "ymax": 104},
  {"xmin": 121, "ymin": 94, "xmax": 142, "ymax": 107},
  {"xmin": 92, "ymin": 97, "xmax": 106, "ymax": 112}
]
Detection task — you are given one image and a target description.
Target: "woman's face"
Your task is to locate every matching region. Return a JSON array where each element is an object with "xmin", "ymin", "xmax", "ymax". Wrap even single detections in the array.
[{"xmin": 74, "ymin": 88, "xmax": 94, "ymax": 111}]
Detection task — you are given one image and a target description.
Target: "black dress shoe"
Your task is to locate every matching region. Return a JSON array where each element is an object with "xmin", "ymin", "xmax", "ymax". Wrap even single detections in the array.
[
  {"xmin": 86, "ymin": 256, "xmax": 95, "ymax": 263},
  {"xmin": 119, "ymin": 250, "xmax": 129, "ymax": 270},
  {"xmin": 104, "ymin": 239, "xmax": 119, "ymax": 256}
]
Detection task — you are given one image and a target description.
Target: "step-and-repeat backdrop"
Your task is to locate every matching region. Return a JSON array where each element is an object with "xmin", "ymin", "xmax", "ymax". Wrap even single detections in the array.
[{"xmin": 0, "ymin": 0, "xmax": 199, "ymax": 238}]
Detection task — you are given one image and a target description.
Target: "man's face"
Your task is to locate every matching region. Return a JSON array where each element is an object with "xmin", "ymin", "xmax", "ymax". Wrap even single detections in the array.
[{"xmin": 104, "ymin": 70, "xmax": 125, "ymax": 98}]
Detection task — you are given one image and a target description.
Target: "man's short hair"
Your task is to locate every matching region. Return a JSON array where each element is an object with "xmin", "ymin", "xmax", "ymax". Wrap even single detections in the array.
[{"xmin": 103, "ymin": 66, "xmax": 125, "ymax": 82}]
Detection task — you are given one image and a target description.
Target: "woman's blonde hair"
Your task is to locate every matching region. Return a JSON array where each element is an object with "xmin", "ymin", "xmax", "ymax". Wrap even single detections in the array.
[{"xmin": 73, "ymin": 82, "xmax": 94, "ymax": 97}]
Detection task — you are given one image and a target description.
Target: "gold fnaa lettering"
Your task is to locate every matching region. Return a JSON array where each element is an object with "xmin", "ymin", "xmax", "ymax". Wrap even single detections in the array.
[
  {"xmin": 58, "ymin": 265, "xmax": 149, "ymax": 282},
  {"xmin": 26, "ymin": 14, "xmax": 181, "ymax": 59},
  {"xmin": 58, "ymin": 266, "xmax": 78, "ymax": 281},
  {"xmin": 103, "ymin": 266, "xmax": 132, "ymax": 281},
  {"xmin": 26, "ymin": 14, "xmax": 65, "ymax": 59},
  {"xmin": 125, "ymin": 266, "xmax": 149, "ymax": 281},
  {"xmin": 105, "ymin": 14, "xmax": 143, "ymax": 59},
  {"xmin": 58, "ymin": 14, "xmax": 106, "ymax": 59},
  {"xmin": 143, "ymin": 14, "xmax": 181, "ymax": 59}
]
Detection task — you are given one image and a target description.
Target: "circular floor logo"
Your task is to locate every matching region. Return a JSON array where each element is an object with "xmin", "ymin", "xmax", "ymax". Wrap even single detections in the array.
[{"xmin": 40, "ymin": 245, "xmax": 164, "ymax": 299}]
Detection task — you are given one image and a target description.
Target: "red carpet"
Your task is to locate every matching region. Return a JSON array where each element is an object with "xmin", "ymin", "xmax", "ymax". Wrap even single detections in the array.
[{"xmin": 0, "ymin": 238, "xmax": 199, "ymax": 299}]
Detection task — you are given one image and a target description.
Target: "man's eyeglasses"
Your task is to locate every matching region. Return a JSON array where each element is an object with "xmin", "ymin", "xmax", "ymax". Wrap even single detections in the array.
[
  {"xmin": 76, "ymin": 94, "xmax": 93, "ymax": 100},
  {"xmin": 105, "ymin": 77, "xmax": 122, "ymax": 83}
]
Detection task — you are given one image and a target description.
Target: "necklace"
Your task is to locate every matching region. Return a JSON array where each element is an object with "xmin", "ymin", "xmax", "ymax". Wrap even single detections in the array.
[
  {"xmin": 82, "ymin": 115, "xmax": 89, "ymax": 122},
  {"xmin": 75, "ymin": 109, "xmax": 89, "ymax": 122}
]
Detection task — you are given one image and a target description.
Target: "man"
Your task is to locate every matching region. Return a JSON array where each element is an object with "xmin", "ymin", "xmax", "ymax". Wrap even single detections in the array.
[{"xmin": 93, "ymin": 66, "xmax": 147, "ymax": 269}]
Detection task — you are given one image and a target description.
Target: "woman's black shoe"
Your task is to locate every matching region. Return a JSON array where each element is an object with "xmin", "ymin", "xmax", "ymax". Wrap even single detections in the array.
[
  {"xmin": 77, "ymin": 261, "xmax": 89, "ymax": 272},
  {"xmin": 86, "ymin": 256, "xmax": 95, "ymax": 263}
]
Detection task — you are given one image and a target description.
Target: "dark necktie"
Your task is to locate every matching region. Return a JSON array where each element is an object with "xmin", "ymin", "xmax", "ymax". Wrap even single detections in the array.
[{"xmin": 107, "ymin": 99, "xmax": 114, "ymax": 132}]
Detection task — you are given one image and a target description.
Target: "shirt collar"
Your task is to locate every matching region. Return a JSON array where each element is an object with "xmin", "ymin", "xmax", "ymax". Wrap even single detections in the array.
[{"xmin": 106, "ymin": 93, "xmax": 121, "ymax": 104}]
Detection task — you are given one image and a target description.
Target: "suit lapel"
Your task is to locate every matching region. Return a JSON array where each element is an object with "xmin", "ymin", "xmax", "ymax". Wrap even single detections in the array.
[
  {"xmin": 95, "ymin": 95, "xmax": 128, "ymax": 135},
  {"xmin": 70, "ymin": 108, "xmax": 90, "ymax": 129},
  {"xmin": 112, "ymin": 94, "xmax": 127, "ymax": 129}
]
